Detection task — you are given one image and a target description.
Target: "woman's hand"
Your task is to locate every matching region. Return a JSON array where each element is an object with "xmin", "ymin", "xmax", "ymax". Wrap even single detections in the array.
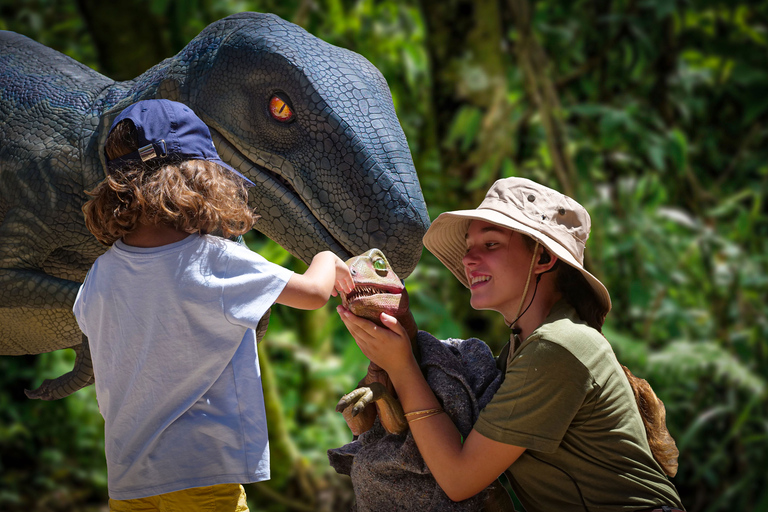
[
  {"xmin": 338, "ymin": 304, "xmax": 526, "ymax": 501},
  {"xmin": 336, "ymin": 306, "xmax": 417, "ymax": 377}
]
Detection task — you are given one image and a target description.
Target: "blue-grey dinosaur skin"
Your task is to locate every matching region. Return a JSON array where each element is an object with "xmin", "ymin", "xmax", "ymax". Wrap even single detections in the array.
[{"xmin": 0, "ymin": 12, "xmax": 429, "ymax": 399}]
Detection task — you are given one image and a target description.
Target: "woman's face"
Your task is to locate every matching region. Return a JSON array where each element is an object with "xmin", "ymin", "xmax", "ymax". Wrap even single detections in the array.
[{"xmin": 462, "ymin": 220, "xmax": 535, "ymax": 320}]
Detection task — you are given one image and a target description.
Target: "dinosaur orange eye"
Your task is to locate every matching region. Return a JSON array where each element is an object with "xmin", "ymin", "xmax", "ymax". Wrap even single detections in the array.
[{"xmin": 269, "ymin": 95, "xmax": 294, "ymax": 122}]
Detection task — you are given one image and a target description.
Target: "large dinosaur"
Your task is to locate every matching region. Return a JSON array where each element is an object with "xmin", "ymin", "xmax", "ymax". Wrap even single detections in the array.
[{"xmin": 0, "ymin": 12, "xmax": 429, "ymax": 400}]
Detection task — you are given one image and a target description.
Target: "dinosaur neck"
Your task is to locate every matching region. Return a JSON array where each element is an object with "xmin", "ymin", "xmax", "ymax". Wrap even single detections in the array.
[
  {"xmin": 391, "ymin": 310, "xmax": 420, "ymax": 365},
  {"xmin": 397, "ymin": 311, "xmax": 418, "ymax": 344}
]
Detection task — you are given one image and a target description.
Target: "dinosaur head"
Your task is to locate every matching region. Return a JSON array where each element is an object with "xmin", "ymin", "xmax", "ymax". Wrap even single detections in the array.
[
  {"xmin": 172, "ymin": 12, "xmax": 429, "ymax": 277},
  {"xmin": 342, "ymin": 248, "xmax": 417, "ymax": 341}
]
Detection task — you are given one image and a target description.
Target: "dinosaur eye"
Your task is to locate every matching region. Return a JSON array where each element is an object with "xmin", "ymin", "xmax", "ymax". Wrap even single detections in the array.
[
  {"xmin": 269, "ymin": 94, "xmax": 294, "ymax": 122},
  {"xmin": 373, "ymin": 258, "xmax": 388, "ymax": 275}
]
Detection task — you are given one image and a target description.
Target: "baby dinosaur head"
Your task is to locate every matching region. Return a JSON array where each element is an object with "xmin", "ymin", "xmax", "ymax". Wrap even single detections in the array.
[{"xmin": 342, "ymin": 248, "xmax": 417, "ymax": 340}]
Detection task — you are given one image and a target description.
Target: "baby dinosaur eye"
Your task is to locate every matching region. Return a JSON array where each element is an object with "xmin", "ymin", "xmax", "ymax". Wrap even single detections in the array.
[
  {"xmin": 269, "ymin": 94, "xmax": 294, "ymax": 122},
  {"xmin": 373, "ymin": 258, "xmax": 388, "ymax": 275}
]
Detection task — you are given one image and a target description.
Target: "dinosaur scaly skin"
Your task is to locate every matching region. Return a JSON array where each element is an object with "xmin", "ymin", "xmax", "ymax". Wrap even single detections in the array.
[
  {"xmin": 0, "ymin": 12, "xmax": 429, "ymax": 399},
  {"xmin": 336, "ymin": 249, "xmax": 418, "ymax": 436}
]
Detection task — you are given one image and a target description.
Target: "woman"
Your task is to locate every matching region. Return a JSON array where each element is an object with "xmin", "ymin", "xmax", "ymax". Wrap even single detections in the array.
[{"xmin": 338, "ymin": 177, "xmax": 684, "ymax": 511}]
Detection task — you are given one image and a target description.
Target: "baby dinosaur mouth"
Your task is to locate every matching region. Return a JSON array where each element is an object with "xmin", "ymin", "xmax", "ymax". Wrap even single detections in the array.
[
  {"xmin": 344, "ymin": 285, "xmax": 401, "ymax": 304},
  {"xmin": 342, "ymin": 283, "xmax": 408, "ymax": 321}
]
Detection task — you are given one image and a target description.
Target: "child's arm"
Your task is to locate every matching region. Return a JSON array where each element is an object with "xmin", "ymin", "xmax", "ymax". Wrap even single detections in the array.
[{"xmin": 275, "ymin": 251, "xmax": 354, "ymax": 310}]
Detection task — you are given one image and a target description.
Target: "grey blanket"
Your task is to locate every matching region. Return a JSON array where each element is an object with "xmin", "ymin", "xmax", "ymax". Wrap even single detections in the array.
[{"xmin": 328, "ymin": 331, "xmax": 506, "ymax": 511}]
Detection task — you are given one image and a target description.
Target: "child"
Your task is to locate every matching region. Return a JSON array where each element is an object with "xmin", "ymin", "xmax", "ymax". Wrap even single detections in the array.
[{"xmin": 74, "ymin": 99, "xmax": 353, "ymax": 511}]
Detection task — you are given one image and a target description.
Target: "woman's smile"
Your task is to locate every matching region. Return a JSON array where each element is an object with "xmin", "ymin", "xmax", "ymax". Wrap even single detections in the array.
[{"xmin": 469, "ymin": 274, "xmax": 491, "ymax": 287}]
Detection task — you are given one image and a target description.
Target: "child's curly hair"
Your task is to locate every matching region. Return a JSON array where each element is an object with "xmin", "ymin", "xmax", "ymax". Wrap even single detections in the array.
[{"xmin": 83, "ymin": 119, "xmax": 257, "ymax": 246}]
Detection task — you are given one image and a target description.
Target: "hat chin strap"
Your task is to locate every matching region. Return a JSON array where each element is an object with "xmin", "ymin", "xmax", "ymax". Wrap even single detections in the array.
[{"xmin": 507, "ymin": 241, "xmax": 540, "ymax": 335}]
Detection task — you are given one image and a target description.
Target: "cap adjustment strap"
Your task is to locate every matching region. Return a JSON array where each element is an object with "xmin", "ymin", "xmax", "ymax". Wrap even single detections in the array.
[{"xmin": 138, "ymin": 140, "xmax": 167, "ymax": 162}]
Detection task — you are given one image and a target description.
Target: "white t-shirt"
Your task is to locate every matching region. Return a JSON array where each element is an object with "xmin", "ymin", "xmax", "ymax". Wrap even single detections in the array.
[{"xmin": 73, "ymin": 234, "xmax": 293, "ymax": 500}]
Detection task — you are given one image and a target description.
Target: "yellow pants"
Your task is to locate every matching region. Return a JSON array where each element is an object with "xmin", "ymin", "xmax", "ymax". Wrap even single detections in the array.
[{"xmin": 109, "ymin": 483, "xmax": 249, "ymax": 512}]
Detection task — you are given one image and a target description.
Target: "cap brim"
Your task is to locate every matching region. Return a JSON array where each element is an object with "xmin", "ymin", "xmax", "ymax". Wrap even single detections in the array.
[
  {"xmin": 423, "ymin": 208, "xmax": 611, "ymax": 314},
  {"xmin": 213, "ymin": 158, "xmax": 256, "ymax": 187}
]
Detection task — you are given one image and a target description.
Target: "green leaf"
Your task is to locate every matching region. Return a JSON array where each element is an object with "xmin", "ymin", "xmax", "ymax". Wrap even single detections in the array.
[
  {"xmin": 444, "ymin": 106, "xmax": 483, "ymax": 152},
  {"xmin": 666, "ymin": 129, "xmax": 688, "ymax": 174},
  {"xmin": 467, "ymin": 160, "xmax": 496, "ymax": 191}
]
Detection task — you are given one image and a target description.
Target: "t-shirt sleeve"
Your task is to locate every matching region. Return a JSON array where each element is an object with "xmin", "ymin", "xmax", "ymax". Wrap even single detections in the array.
[
  {"xmin": 72, "ymin": 283, "xmax": 87, "ymax": 336},
  {"xmin": 72, "ymin": 263, "xmax": 97, "ymax": 337},
  {"xmin": 221, "ymin": 247, "xmax": 294, "ymax": 330},
  {"xmin": 474, "ymin": 338, "xmax": 594, "ymax": 453}
]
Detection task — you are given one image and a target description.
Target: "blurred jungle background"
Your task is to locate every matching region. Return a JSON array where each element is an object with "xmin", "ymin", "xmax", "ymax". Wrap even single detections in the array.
[{"xmin": 1, "ymin": 0, "xmax": 766, "ymax": 510}]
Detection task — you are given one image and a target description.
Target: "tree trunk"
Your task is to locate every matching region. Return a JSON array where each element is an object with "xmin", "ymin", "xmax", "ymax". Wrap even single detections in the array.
[
  {"xmin": 419, "ymin": 0, "xmax": 514, "ymax": 205},
  {"xmin": 75, "ymin": 0, "xmax": 174, "ymax": 80},
  {"xmin": 506, "ymin": 0, "xmax": 576, "ymax": 197}
]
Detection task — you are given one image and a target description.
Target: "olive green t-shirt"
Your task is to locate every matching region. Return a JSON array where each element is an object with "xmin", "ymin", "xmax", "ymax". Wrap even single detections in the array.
[{"xmin": 474, "ymin": 301, "xmax": 684, "ymax": 512}]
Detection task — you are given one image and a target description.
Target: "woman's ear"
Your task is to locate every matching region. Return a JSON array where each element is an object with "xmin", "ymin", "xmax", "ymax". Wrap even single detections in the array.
[{"xmin": 535, "ymin": 248, "xmax": 558, "ymax": 274}]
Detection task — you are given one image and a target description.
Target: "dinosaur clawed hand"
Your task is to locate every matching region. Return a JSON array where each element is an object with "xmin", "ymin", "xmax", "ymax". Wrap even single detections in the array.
[
  {"xmin": 337, "ymin": 383, "xmax": 382, "ymax": 416},
  {"xmin": 337, "ymin": 381, "xmax": 408, "ymax": 436},
  {"xmin": 337, "ymin": 385, "xmax": 378, "ymax": 436}
]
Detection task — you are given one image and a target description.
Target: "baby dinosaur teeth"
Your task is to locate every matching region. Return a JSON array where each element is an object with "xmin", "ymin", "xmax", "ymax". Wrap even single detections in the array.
[{"xmin": 347, "ymin": 286, "xmax": 380, "ymax": 301}]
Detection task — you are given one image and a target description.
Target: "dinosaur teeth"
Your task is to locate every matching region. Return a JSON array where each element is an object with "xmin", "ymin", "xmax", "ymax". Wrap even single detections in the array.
[
  {"xmin": 347, "ymin": 285, "xmax": 401, "ymax": 301},
  {"xmin": 346, "ymin": 286, "xmax": 389, "ymax": 301}
]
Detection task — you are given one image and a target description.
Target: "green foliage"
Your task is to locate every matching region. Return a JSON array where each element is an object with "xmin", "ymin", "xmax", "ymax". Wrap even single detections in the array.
[
  {"xmin": 0, "ymin": 352, "xmax": 106, "ymax": 512},
  {"xmin": 1, "ymin": 0, "xmax": 767, "ymax": 511}
]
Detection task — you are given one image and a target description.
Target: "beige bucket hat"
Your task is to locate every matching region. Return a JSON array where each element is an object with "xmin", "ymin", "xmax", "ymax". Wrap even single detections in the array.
[{"xmin": 423, "ymin": 177, "xmax": 611, "ymax": 315}]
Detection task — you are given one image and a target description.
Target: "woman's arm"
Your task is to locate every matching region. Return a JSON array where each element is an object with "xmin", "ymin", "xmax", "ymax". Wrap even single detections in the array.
[
  {"xmin": 338, "ymin": 307, "xmax": 526, "ymax": 502},
  {"xmin": 276, "ymin": 251, "xmax": 353, "ymax": 310}
]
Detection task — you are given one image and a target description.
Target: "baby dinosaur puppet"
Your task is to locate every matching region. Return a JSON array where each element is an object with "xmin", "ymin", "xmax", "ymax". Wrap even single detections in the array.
[{"xmin": 336, "ymin": 248, "xmax": 417, "ymax": 436}]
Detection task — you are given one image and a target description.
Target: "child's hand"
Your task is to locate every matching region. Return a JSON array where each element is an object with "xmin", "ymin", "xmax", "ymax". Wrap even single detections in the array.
[
  {"xmin": 331, "ymin": 255, "xmax": 354, "ymax": 297},
  {"xmin": 277, "ymin": 251, "xmax": 354, "ymax": 310}
]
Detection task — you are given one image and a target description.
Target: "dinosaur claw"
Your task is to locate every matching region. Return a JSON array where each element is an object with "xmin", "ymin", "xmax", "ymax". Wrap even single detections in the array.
[
  {"xmin": 337, "ymin": 386, "xmax": 374, "ymax": 417},
  {"xmin": 351, "ymin": 398, "xmax": 371, "ymax": 417}
]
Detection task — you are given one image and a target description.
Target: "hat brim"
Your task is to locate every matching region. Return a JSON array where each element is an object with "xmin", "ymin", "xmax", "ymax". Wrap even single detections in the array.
[{"xmin": 423, "ymin": 208, "xmax": 611, "ymax": 314}]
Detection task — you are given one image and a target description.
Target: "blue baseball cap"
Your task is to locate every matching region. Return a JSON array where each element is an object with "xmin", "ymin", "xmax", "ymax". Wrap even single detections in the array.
[{"xmin": 106, "ymin": 99, "xmax": 255, "ymax": 187}]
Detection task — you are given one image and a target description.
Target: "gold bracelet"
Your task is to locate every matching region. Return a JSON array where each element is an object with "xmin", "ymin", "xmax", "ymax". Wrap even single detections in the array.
[
  {"xmin": 404, "ymin": 408, "xmax": 442, "ymax": 418},
  {"xmin": 407, "ymin": 410, "xmax": 445, "ymax": 424}
]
